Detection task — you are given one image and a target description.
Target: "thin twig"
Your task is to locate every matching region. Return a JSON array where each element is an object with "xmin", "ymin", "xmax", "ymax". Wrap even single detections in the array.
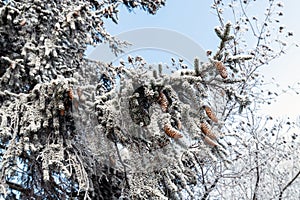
[
  {"xmin": 114, "ymin": 142, "xmax": 130, "ymax": 189},
  {"xmin": 278, "ymin": 170, "xmax": 300, "ymax": 200},
  {"xmin": 252, "ymin": 143, "xmax": 260, "ymax": 200},
  {"xmin": 201, "ymin": 177, "xmax": 219, "ymax": 200}
]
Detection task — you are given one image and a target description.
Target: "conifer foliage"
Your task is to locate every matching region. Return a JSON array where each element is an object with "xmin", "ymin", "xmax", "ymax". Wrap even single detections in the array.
[{"xmin": 0, "ymin": 0, "xmax": 299, "ymax": 199}]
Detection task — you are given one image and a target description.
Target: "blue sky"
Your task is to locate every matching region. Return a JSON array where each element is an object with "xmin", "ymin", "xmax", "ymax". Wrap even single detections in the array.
[
  {"xmin": 89, "ymin": 1, "xmax": 300, "ymax": 119},
  {"xmin": 104, "ymin": 1, "xmax": 218, "ymax": 49}
]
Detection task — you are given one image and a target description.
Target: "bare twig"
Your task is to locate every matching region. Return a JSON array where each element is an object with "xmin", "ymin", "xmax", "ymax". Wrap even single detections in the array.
[
  {"xmin": 114, "ymin": 142, "xmax": 130, "ymax": 189},
  {"xmin": 201, "ymin": 177, "xmax": 219, "ymax": 200},
  {"xmin": 278, "ymin": 170, "xmax": 300, "ymax": 200}
]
